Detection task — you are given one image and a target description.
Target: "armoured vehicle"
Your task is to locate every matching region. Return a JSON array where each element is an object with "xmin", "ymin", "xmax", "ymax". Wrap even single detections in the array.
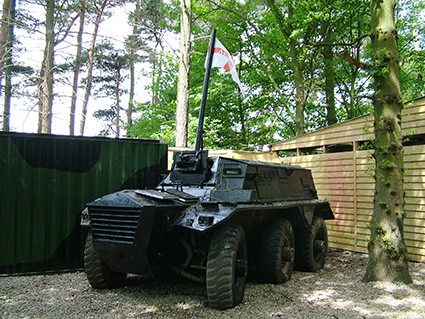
[
  {"xmin": 81, "ymin": 30, "xmax": 334, "ymax": 309},
  {"xmin": 81, "ymin": 148, "xmax": 334, "ymax": 309}
]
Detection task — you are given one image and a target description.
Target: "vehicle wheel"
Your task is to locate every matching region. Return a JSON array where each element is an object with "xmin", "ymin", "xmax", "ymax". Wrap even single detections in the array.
[
  {"xmin": 84, "ymin": 231, "xmax": 126, "ymax": 288},
  {"xmin": 295, "ymin": 217, "xmax": 328, "ymax": 272},
  {"xmin": 206, "ymin": 225, "xmax": 248, "ymax": 309},
  {"xmin": 258, "ymin": 219, "xmax": 295, "ymax": 283}
]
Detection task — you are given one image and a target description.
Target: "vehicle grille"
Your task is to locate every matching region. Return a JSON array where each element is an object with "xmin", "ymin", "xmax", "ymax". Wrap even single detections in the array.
[{"xmin": 89, "ymin": 207, "xmax": 141, "ymax": 244}]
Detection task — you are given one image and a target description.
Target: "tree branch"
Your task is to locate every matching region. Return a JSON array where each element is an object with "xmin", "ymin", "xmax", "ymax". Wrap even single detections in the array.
[{"xmin": 340, "ymin": 50, "xmax": 369, "ymax": 69}]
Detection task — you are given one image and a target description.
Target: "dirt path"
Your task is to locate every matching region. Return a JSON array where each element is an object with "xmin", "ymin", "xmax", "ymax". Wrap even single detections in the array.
[{"xmin": 1, "ymin": 249, "xmax": 424, "ymax": 319}]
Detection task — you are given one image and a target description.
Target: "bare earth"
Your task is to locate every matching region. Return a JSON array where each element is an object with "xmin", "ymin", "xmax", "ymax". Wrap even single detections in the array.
[{"xmin": 1, "ymin": 249, "xmax": 424, "ymax": 319}]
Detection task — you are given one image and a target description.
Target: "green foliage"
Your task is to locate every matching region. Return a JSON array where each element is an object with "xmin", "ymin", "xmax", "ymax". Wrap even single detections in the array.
[
  {"xmin": 127, "ymin": 102, "xmax": 176, "ymax": 142},
  {"xmin": 3, "ymin": 0, "xmax": 423, "ymax": 147},
  {"xmin": 397, "ymin": 0, "xmax": 425, "ymax": 101},
  {"xmin": 127, "ymin": 53, "xmax": 178, "ymax": 143},
  {"xmin": 90, "ymin": 40, "xmax": 130, "ymax": 136},
  {"xmin": 127, "ymin": 0, "xmax": 424, "ymax": 150},
  {"xmin": 92, "ymin": 41, "xmax": 130, "ymax": 97}
]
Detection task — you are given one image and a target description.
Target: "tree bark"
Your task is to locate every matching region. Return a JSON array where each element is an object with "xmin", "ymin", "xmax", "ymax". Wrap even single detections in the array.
[
  {"xmin": 1, "ymin": 0, "xmax": 14, "ymax": 132},
  {"xmin": 115, "ymin": 68, "xmax": 121, "ymax": 138},
  {"xmin": 127, "ymin": 0, "xmax": 140, "ymax": 129},
  {"xmin": 0, "ymin": 0, "xmax": 11, "ymax": 93},
  {"xmin": 175, "ymin": 0, "xmax": 191, "ymax": 147},
  {"xmin": 289, "ymin": 38, "xmax": 306, "ymax": 136},
  {"xmin": 69, "ymin": 0, "xmax": 85, "ymax": 135},
  {"xmin": 79, "ymin": 0, "xmax": 108, "ymax": 136},
  {"xmin": 322, "ymin": 21, "xmax": 337, "ymax": 126},
  {"xmin": 37, "ymin": 0, "xmax": 55, "ymax": 134},
  {"xmin": 364, "ymin": 0, "xmax": 412, "ymax": 284}
]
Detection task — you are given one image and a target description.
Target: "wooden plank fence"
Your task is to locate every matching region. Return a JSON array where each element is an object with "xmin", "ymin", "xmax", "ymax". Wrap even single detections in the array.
[
  {"xmin": 168, "ymin": 97, "xmax": 425, "ymax": 262},
  {"xmin": 269, "ymin": 97, "xmax": 425, "ymax": 262}
]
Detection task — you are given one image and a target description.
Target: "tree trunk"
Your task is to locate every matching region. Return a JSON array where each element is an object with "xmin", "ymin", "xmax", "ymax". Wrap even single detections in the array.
[
  {"xmin": 69, "ymin": 0, "xmax": 85, "ymax": 135},
  {"xmin": 127, "ymin": 0, "xmax": 140, "ymax": 129},
  {"xmin": 322, "ymin": 22, "xmax": 337, "ymax": 126},
  {"xmin": 291, "ymin": 43, "xmax": 305, "ymax": 136},
  {"xmin": 265, "ymin": 0, "xmax": 306, "ymax": 136},
  {"xmin": 37, "ymin": 0, "xmax": 55, "ymax": 134},
  {"xmin": 151, "ymin": 49, "xmax": 160, "ymax": 105},
  {"xmin": 364, "ymin": 0, "xmax": 412, "ymax": 284},
  {"xmin": 115, "ymin": 69, "xmax": 121, "ymax": 138},
  {"xmin": 1, "ymin": 0, "xmax": 14, "ymax": 132},
  {"xmin": 79, "ymin": 0, "xmax": 107, "ymax": 136},
  {"xmin": 175, "ymin": 0, "xmax": 191, "ymax": 147},
  {"xmin": 0, "ymin": 0, "xmax": 11, "ymax": 93}
]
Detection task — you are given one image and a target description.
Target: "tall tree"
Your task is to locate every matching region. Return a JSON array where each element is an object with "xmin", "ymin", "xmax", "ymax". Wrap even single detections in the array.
[
  {"xmin": 265, "ymin": 0, "xmax": 311, "ymax": 136},
  {"xmin": 79, "ymin": 0, "xmax": 107, "ymax": 135},
  {"xmin": 69, "ymin": 0, "xmax": 86, "ymax": 135},
  {"xmin": 320, "ymin": 3, "xmax": 337, "ymax": 126},
  {"xmin": 364, "ymin": 0, "xmax": 412, "ymax": 283},
  {"xmin": 175, "ymin": 0, "xmax": 191, "ymax": 147},
  {"xmin": 79, "ymin": 0, "xmax": 123, "ymax": 135},
  {"xmin": 36, "ymin": 0, "xmax": 79, "ymax": 134},
  {"xmin": 138, "ymin": 0, "xmax": 168, "ymax": 106},
  {"xmin": 127, "ymin": 0, "xmax": 140, "ymax": 128},
  {"xmin": 92, "ymin": 40, "xmax": 129, "ymax": 137},
  {"xmin": 1, "ymin": 0, "xmax": 15, "ymax": 131},
  {"xmin": 0, "ymin": 0, "xmax": 11, "ymax": 92},
  {"xmin": 37, "ymin": 0, "xmax": 55, "ymax": 134}
]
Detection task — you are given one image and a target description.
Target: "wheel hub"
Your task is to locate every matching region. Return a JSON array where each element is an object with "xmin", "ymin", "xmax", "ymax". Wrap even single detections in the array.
[{"xmin": 314, "ymin": 240, "xmax": 326, "ymax": 253}]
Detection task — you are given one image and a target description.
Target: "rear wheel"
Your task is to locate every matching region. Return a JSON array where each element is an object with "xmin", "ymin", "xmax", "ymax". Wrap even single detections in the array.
[
  {"xmin": 258, "ymin": 219, "xmax": 295, "ymax": 283},
  {"xmin": 84, "ymin": 231, "xmax": 126, "ymax": 288},
  {"xmin": 206, "ymin": 225, "xmax": 248, "ymax": 309},
  {"xmin": 295, "ymin": 217, "xmax": 328, "ymax": 272}
]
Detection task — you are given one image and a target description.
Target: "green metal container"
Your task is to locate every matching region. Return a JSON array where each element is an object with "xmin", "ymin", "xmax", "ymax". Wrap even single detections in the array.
[{"xmin": 0, "ymin": 132, "xmax": 167, "ymax": 274}]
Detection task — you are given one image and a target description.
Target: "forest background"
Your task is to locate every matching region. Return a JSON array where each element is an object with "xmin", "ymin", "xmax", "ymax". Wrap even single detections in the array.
[{"xmin": 1, "ymin": 0, "xmax": 425, "ymax": 151}]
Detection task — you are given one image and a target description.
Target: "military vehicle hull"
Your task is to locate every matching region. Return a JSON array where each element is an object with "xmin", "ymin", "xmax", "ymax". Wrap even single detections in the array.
[{"xmin": 82, "ymin": 151, "xmax": 334, "ymax": 309}]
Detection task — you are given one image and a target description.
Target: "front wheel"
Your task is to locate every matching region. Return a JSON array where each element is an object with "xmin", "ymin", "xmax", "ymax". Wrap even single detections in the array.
[
  {"xmin": 206, "ymin": 225, "xmax": 248, "ymax": 309},
  {"xmin": 84, "ymin": 231, "xmax": 127, "ymax": 288},
  {"xmin": 295, "ymin": 217, "xmax": 328, "ymax": 272}
]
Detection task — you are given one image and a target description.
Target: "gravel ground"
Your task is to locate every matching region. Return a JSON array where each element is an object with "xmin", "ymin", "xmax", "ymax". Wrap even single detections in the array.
[{"xmin": 1, "ymin": 249, "xmax": 424, "ymax": 319}]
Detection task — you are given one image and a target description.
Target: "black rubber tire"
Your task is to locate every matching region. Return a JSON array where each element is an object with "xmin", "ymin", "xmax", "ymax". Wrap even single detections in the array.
[
  {"xmin": 84, "ymin": 231, "xmax": 126, "ymax": 288},
  {"xmin": 295, "ymin": 217, "xmax": 328, "ymax": 272},
  {"xmin": 206, "ymin": 225, "xmax": 248, "ymax": 309},
  {"xmin": 258, "ymin": 219, "xmax": 295, "ymax": 283}
]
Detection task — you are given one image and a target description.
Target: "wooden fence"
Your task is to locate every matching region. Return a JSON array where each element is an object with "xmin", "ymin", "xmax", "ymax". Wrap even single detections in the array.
[
  {"xmin": 168, "ymin": 97, "xmax": 425, "ymax": 262},
  {"xmin": 270, "ymin": 97, "xmax": 425, "ymax": 262}
]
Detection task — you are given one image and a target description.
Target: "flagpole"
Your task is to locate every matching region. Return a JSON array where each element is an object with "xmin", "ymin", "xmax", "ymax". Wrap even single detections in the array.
[{"xmin": 195, "ymin": 29, "xmax": 216, "ymax": 151}]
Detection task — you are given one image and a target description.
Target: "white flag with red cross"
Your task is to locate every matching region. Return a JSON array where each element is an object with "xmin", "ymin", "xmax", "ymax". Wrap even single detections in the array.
[{"xmin": 205, "ymin": 38, "xmax": 243, "ymax": 91}]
